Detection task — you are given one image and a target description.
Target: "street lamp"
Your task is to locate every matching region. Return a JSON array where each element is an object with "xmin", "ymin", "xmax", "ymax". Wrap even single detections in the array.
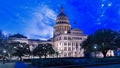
[
  {"xmin": 94, "ymin": 45, "xmax": 97, "ymax": 49},
  {"xmin": 14, "ymin": 46, "xmax": 17, "ymax": 49},
  {"xmin": 94, "ymin": 44, "xmax": 97, "ymax": 58},
  {"xmin": 2, "ymin": 50, "xmax": 7, "ymax": 64},
  {"xmin": 3, "ymin": 50, "xmax": 6, "ymax": 54},
  {"xmin": 20, "ymin": 45, "xmax": 23, "ymax": 48}
]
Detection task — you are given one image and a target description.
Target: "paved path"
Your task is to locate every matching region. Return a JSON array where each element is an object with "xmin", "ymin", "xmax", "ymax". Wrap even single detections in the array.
[
  {"xmin": 0, "ymin": 62, "xmax": 36, "ymax": 68},
  {"xmin": 0, "ymin": 63, "xmax": 15, "ymax": 68},
  {"xmin": 1, "ymin": 62, "xmax": 120, "ymax": 68}
]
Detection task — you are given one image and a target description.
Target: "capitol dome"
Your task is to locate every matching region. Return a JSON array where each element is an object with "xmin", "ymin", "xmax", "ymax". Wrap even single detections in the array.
[
  {"xmin": 56, "ymin": 7, "xmax": 69, "ymax": 24},
  {"xmin": 54, "ymin": 6, "xmax": 71, "ymax": 36}
]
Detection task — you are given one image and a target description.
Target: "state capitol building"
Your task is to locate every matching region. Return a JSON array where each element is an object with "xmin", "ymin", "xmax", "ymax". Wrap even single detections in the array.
[
  {"xmin": 53, "ymin": 7, "xmax": 87, "ymax": 57},
  {"xmin": 9, "ymin": 7, "xmax": 88, "ymax": 57}
]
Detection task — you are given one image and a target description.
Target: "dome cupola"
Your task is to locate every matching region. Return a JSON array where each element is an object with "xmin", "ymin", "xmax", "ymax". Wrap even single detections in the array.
[
  {"xmin": 54, "ymin": 6, "xmax": 71, "ymax": 36},
  {"xmin": 56, "ymin": 6, "xmax": 69, "ymax": 24}
]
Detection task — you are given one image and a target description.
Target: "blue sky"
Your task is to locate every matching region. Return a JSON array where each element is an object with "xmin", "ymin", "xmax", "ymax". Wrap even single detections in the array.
[{"xmin": 0, "ymin": 0, "xmax": 120, "ymax": 40}]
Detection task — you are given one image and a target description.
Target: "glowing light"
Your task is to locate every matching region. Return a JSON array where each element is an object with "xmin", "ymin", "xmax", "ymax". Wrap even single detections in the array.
[
  {"xmin": 64, "ymin": 31, "xmax": 67, "ymax": 33},
  {"xmin": 3, "ymin": 50, "xmax": 6, "ymax": 53}
]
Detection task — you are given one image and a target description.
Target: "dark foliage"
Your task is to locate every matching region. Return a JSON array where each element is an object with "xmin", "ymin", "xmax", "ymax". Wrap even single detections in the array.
[
  {"xmin": 0, "ymin": 30, "xmax": 8, "ymax": 57},
  {"xmin": 33, "ymin": 43, "xmax": 55, "ymax": 58},
  {"xmin": 8, "ymin": 42, "xmax": 30, "ymax": 61},
  {"xmin": 82, "ymin": 29, "xmax": 118, "ymax": 58}
]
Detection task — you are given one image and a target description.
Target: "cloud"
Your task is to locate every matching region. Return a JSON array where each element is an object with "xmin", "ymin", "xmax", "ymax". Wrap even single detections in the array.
[{"xmin": 24, "ymin": 5, "xmax": 57, "ymax": 40}]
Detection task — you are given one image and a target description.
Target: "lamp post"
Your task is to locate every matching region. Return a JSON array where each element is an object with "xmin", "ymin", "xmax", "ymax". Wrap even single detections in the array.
[
  {"xmin": 2, "ymin": 50, "xmax": 6, "ymax": 64},
  {"xmin": 94, "ymin": 44, "xmax": 97, "ymax": 58},
  {"xmin": 14, "ymin": 46, "xmax": 17, "ymax": 49},
  {"xmin": 26, "ymin": 47, "xmax": 31, "ymax": 59}
]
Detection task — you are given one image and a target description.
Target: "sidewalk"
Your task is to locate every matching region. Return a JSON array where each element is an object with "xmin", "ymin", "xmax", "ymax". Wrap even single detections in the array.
[{"xmin": 0, "ymin": 63, "xmax": 15, "ymax": 68}]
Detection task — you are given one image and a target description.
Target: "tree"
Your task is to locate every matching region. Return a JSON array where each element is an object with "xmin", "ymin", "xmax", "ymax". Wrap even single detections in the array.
[
  {"xmin": 8, "ymin": 42, "xmax": 30, "ymax": 61},
  {"xmin": 33, "ymin": 43, "xmax": 55, "ymax": 58},
  {"xmin": 54, "ymin": 52, "xmax": 59, "ymax": 58},
  {"xmin": 114, "ymin": 31, "xmax": 120, "ymax": 48},
  {"xmin": 82, "ymin": 29, "xmax": 118, "ymax": 58},
  {"xmin": 0, "ymin": 30, "xmax": 5, "ymax": 43},
  {"xmin": 0, "ymin": 30, "xmax": 7, "ymax": 48},
  {"xmin": 32, "ymin": 45, "xmax": 43, "ymax": 58},
  {"xmin": 0, "ymin": 30, "xmax": 8, "ymax": 60},
  {"xmin": 24, "ymin": 44, "xmax": 31, "ymax": 57}
]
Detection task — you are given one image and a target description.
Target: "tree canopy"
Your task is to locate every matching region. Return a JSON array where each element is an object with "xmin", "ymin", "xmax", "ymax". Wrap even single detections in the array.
[
  {"xmin": 82, "ymin": 29, "xmax": 119, "ymax": 57},
  {"xmin": 33, "ymin": 43, "xmax": 55, "ymax": 58},
  {"xmin": 7, "ymin": 42, "xmax": 30, "ymax": 61}
]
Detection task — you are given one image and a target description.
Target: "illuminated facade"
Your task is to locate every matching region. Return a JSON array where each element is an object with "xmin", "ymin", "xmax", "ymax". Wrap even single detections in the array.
[{"xmin": 53, "ymin": 7, "xmax": 87, "ymax": 57}]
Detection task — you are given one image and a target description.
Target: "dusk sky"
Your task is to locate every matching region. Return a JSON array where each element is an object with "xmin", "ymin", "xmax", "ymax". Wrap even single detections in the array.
[{"xmin": 0, "ymin": 0, "xmax": 120, "ymax": 40}]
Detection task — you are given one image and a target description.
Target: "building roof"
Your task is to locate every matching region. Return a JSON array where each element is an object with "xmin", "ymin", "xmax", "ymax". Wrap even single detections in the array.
[
  {"xmin": 72, "ymin": 28, "xmax": 82, "ymax": 31},
  {"xmin": 9, "ymin": 33, "xmax": 27, "ymax": 38},
  {"xmin": 28, "ymin": 39, "xmax": 45, "ymax": 42}
]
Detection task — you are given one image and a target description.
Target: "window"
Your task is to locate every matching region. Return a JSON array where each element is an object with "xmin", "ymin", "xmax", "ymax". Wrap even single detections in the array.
[
  {"xmin": 68, "ymin": 37, "xmax": 71, "ymax": 40},
  {"xmin": 64, "ymin": 47, "xmax": 67, "ymax": 51},
  {"xmin": 56, "ymin": 38, "xmax": 58, "ymax": 41},
  {"xmin": 68, "ymin": 47, "xmax": 71, "ymax": 51},
  {"xmin": 68, "ymin": 42, "xmax": 71, "ymax": 46},
  {"xmin": 64, "ymin": 37, "xmax": 67, "ymax": 40},
  {"xmin": 72, "ymin": 32, "xmax": 82, "ymax": 35},
  {"xmin": 76, "ymin": 43, "xmax": 78, "ymax": 50},
  {"xmin": 59, "ymin": 37, "xmax": 61, "ymax": 40},
  {"xmin": 68, "ymin": 53, "xmax": 71, "ymax": 56},
  {"xmin": 73, "ymin": 37, "xmax": 82, "ymax": 40},
  {"xmin": 64, "ymin": 42, "xmax": 67, "ymax": 46},
  {"xmin": 64, "ymin": 53, "xmax": 67, "ymax": 56},
  {"xmin": 79, "ymin": 38, "xmax": 82, "ymax": 40}
]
